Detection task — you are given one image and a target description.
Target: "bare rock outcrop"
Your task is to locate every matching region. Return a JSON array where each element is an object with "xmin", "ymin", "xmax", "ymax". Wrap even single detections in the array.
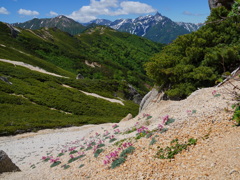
[
  {"xmin": 139, "ymin": 87, "xmax": 163, "ymax": 112},
  {"xmin": 0, "ymin": 150, "xmax": 21, "ymax": 174},
  {"xmin": 120, "ymin": 113, "xmax": 133, "ymax": 122},
  {"xmin": 208, "ymin": 0, "xmax": 234, "ymax": 10}
]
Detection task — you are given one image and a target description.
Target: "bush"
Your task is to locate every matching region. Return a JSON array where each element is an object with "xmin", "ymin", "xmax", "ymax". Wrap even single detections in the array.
[{"xmin": 146, "ymin": 6, "xmax": 240, "ymax": 99}]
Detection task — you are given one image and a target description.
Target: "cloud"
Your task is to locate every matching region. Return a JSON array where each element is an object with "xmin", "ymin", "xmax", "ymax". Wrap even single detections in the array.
[
  {"xmin": 0, "ymin": 7, "xmax": 10, "ymax": 15},
  {"xmin": 115, "ymin": 1, "xmax": 156, "ymax": 15},
  {"xmin": 18, "ymin": 9, "xmax": 39, "ymax": 16},
  {"xmin": 69, "ymin": 0, "xmax": 156, "ymax": 22},
  {"xmin": 49, "ymin": 11, "xmax": 58, "ymax": 16},
  {"xmin": 183, "ymin": 11, "xmax": 205, "ymax": 16}
]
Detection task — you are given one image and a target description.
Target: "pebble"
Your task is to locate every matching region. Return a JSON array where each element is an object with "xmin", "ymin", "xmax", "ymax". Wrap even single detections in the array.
[{"xmin": 230, "ymin": 169, "xmax": 238, "ymax": 175}]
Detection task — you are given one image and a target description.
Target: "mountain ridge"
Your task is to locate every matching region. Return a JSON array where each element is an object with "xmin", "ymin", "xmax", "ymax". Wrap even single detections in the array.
[
  {"xmin": 12, "ymin": 12, "xmax": 202, "ymax": 44},
  {"xmin": 87, "ymin": 12, "xmax": 203, "ymax": 43}
]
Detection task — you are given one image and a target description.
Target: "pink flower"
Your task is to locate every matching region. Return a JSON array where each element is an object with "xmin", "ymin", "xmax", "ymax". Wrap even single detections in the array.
[
  {"xmin": 134, "ymin": 122, "xmax": 139, "ymax": 127},
  {"xmin": 112, "ymin": 124, "xmax": 119, "ymax": 129},
  {"xmin": 212, "ymin": 90, "xmax": 217, "ymax": 96},
  {"xmin": 103, "ymin": 159, "xmax": 110, "ymax": 165},
  {"xmin": 78, "ymin": 151, "xmax": 85, "ymax": 156},
  {"xmin": 104, "ymin": 130, "xmax": 109, "ymax": 136},
  {"xmin": 50, "ymin": 157, "xmax": 60, "ymax": 163},
  {"xmin": 70, "ymin": 155, "xmax": 74, "ymax": 159},
  {"xmin": 186, "ymin": 110, "xmax": 192, "ymax": 115},
  {"xmin": 162, "ymin": 115, "xmax": 169, "ymax": 125},
  {"xmin": 93, "ymin": 145, "xmax": 98, "ymax": 152},
  {"xmin": 137, "ymin": 126, "xmax": 149, "ymax": 134},
  {"xmin": 122, "ymin": 142, "xmax": 128, "ymax": 148},
  {"xmin": 158, "ymin": 124, "xmax": 163, "ymax": 130},
  {"xmin": 114, "ymin": 129, "xmax": 120, "ymax": 133},
  {"xmin": 98, "ymin": 140, "xmax": 103, "ymax": 144},
  {"xmin": 68, "ymin": 147, "xmax": 76, "ymax": 152},
  {"xmin": 128, "ymin": 142, "xmax": 133, "ymax": 146}
]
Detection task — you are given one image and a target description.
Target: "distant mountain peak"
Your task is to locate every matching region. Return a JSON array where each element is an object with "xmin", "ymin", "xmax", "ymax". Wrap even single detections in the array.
[
  {"xmin": 155, "ymin": 11, "xmax": 162, "ymax": 17},
  {"xmin": 12, "ymin": 12, "xmax": 203, "ymax": 44},
  {"xmin": 90, "ymin": 12, "xmax": 202, "ymax": 44},
  {"xmin": 12, "ymin": 15, "xmax": 85, "ymax": 35}
]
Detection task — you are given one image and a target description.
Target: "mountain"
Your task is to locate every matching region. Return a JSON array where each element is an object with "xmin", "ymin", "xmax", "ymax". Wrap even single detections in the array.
[
  {"xmin": 86, "ymin": 19, "xmax": 112, "ymax": 26},
  {"xmin": 13, "ymin": 13, "xmax": 202, "ymax": 44},
  {"xmin": 0, "ymin": 22, "xmax": 163, "ymax": 135},
  {"xmin": 12, "ymin": 15, "xmax": 85, "ymax": 35},
  {"xmin": 88, "ymin": 12, "xmax": 203, "ymax": 44},
  {"xmin": 1, "ymin": 22, "xmax": 163, "ymax": 94}
]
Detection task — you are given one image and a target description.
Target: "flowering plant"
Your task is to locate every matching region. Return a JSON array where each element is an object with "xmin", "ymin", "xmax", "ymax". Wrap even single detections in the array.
[
  {"xmin": 114, "ymin": 129, "xmax": 121, "ymax": 134},
  {"xmin": 212, "ymin": 90, "xmax": 221, "ymax": 97},
  {"xmin": 103, "ymin": 142, "xmax": 135, "ymax": 168},
  {"xmin": 112, "ymin": 124, "xmax": 119, "ymax": 129}
]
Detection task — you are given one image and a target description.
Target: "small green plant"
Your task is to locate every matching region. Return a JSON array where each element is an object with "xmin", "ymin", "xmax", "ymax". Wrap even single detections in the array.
[
  {"xmin": 69, "ymin": 150, "xmax": 78, "ymax": 155},
  {"xmin": 192, "ymin": 110, "xmax": 197, "ymax": 114},
  {"xmin": 42, "ymin": 157, "xmax": 51, "ymax": 162},
  {"xmin": 97, "ymin": 143, "xmax": 105, "ymax": 148},
  {"xmin": 165, "ymin": 118, "xmax": 175, "ymax": 125},
  {"xmin": 86, "ymin": 146, "xmax": 93, "ymax": 151},
  {"xmin": 62, "ymin": 164, "xmax": 70, "ymax": 169},
  {"xmin": 30, "ymin": 164, "xmax": 36, "ymax": 169},
  {"xmin": 79, "ymin": 164, "xmax": 85, "ymax": 168},
  {"xmin": 68, "ymin": 156, "xmax": 80, "ymax": 163},
  {"xmin": 111, "ymin": 157, "xmax": 126, "ymax": 169},
  {"xmin": 57, "ymin": 153, "xmax": 65, "ymax": 157},
  {"xmin": 156, "ymin": 138, "xmax": 197, "ymax": 159},
  {"xmin": 120, "ymin": 146, "xmax": 135, "ymax": 158},
  {"xmin": 232, "ymin": 106, "xmax": 240, "ymax": 126},
  {"xmin": 135, "ymin": 133, "xmax": 147, "ymax": 139},
  {"xmin": 123, "ymin": 127, "xmax": 137, "ymax": 134},
  {"xmin": 146, "ymin": 116, "xmax": 152, "ymax": 120},
  {"xmin": 160, "ymin": 128, "xmax": 168, "ymax": 134},
  {"xmin": 149, "ymin": 137, "xmax": 157, "ymax": 146},
  {"xmin": 146, "ymin": 132, "xmax": 154, "ymax": 138},
  {"xmin": 212, "ymin": 90, "xmax": 221, "ymax": 97},
  {"xmin": 50, "ymin": 161, "xmax": 61, "ymax": 168},
  {"xmin": 188, "ymin": 138, "xmax": 197, "ymax": 145},
  {"xmin": 135, "ymin": 126, "xmax": 149, "ymax": 139},
  {"xmin": 109, "ymin": 138, "xmax": 117, "ymax": 143},
  {"xmin": 114, "ymin": 138, "xmax": 127, "ymax": 146},
  {"xmin": 94, "ymin": 149, "xmax": 104, "ymax": 158}
]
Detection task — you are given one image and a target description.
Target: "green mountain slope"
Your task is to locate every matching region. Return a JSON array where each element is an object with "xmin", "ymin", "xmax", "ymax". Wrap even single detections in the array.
[
  {"xmin": 8, "ymin": 24, "xmax": 162, "ymax": 92},
  {"xmin": 0, "ymin": 22, "xmax": 163, "ymax": 136},
  {"xmin": 0, "ymin": 61, "xmax": 139, "ymax": 136}
]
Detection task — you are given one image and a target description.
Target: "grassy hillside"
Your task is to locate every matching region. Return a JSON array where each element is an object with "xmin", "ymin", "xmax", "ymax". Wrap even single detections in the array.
[
  {"xmin": 0, "ymin": 23, "xmax": 163, "ymax": 93},
  {"xmin": 0, "ymin": 62, "xmax": 139, "ymax": 136},
  {"xmin": 0, "ymin": 22, "xmax": 163, "ymax": 136}
]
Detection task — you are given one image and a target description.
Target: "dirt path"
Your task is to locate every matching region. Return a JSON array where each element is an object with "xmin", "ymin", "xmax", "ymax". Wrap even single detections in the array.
[
  {"xmin": 0, "ymin": 58, "xmax": 67, "ymax": 78},
  {"xmin": 62, "ymin": 84, "xmax": 124, "ymax": 105}
]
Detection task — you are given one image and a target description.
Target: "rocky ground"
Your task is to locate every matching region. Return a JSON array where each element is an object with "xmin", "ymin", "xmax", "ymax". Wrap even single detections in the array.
[{"xmin": 0, "ymin": 79, "xmax": 240, "ymax": 180}]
